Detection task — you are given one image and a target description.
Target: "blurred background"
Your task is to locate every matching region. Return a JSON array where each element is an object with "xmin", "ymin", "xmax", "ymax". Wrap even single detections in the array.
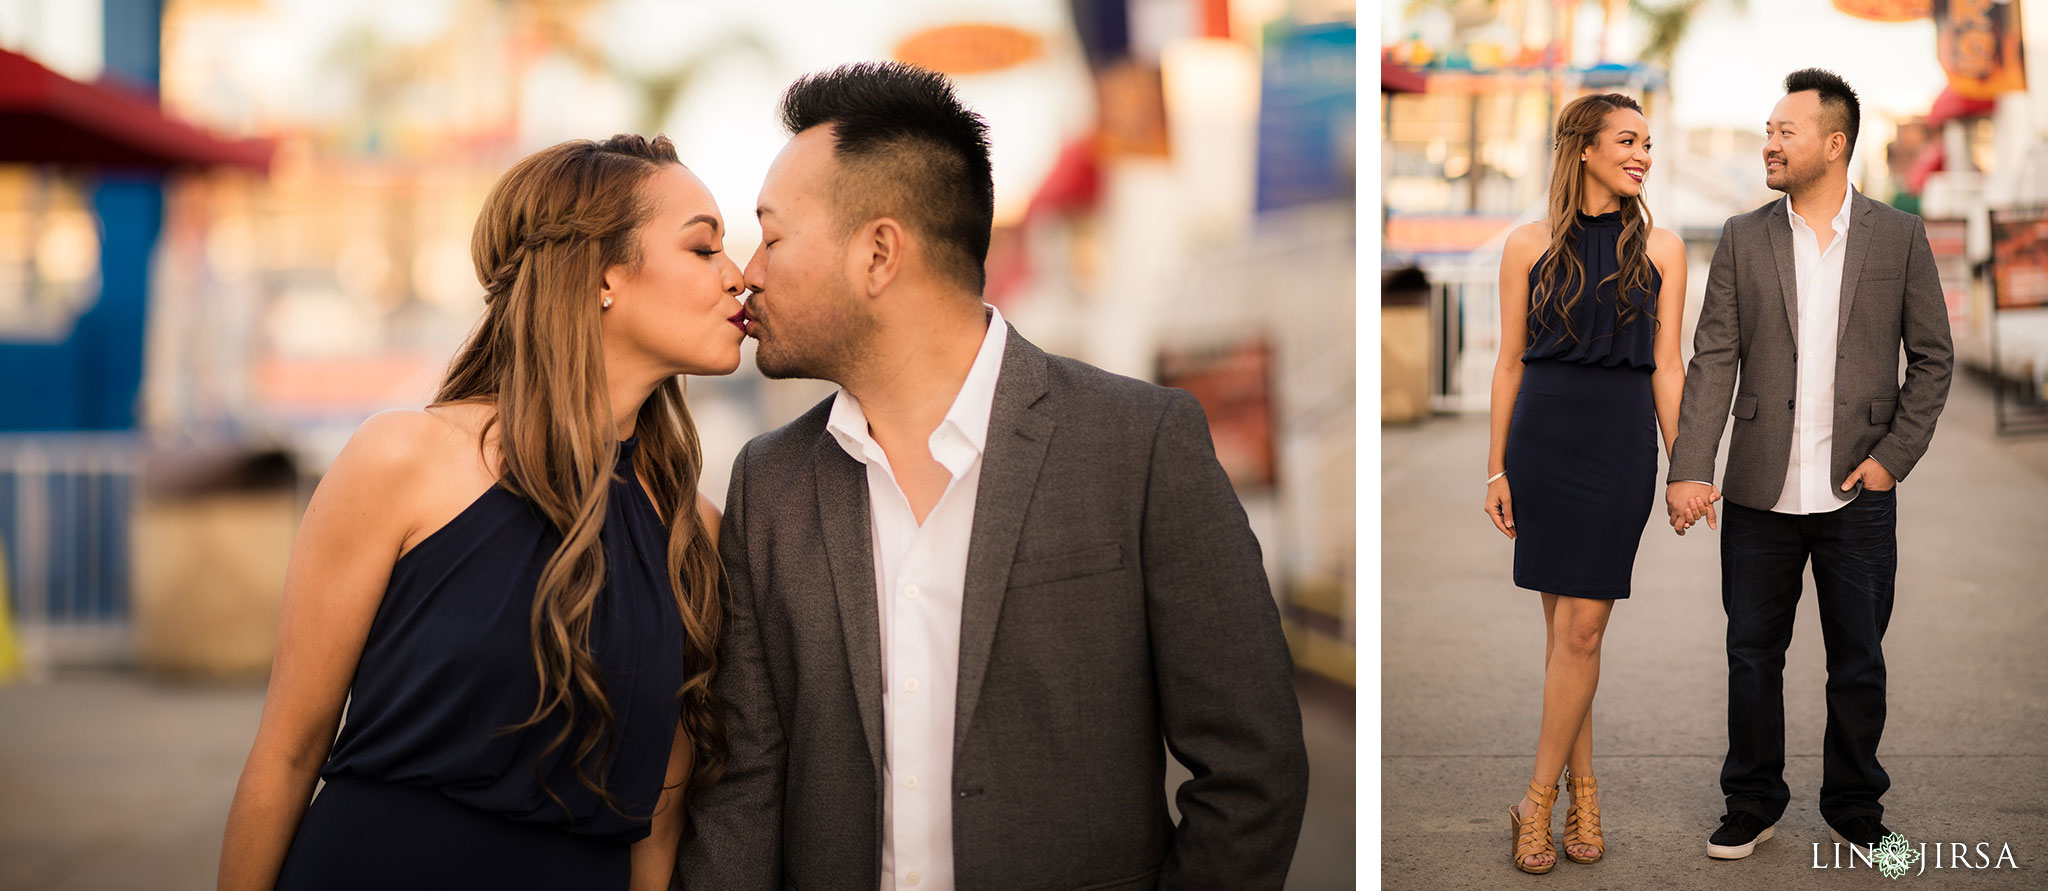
[
  {"xmin": 0, "ymin": 1, "xmax": 1356, "ymax": 888},
  {"xmin": 1381, "ymin": 0, "xmax": 2048, "ymax": 423},
  {"xmin": 1380, "ymin": 3, "xmax": 2048, "ymax": 888}
]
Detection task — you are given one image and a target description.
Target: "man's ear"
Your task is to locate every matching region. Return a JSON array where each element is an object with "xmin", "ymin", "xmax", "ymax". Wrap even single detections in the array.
[
  {"xmin": 860, "ymin": 217, "xmax": 906, "ymax": 297},
  {"xmin": 1829, "ymin": 131, "xmax": 1849, "ymax": 165}
]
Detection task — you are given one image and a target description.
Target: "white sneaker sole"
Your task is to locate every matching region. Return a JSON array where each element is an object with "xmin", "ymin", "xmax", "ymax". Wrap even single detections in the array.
[{"xmin": 1707, "ymin": 825, "xmax": 1775, "ymax": 859}]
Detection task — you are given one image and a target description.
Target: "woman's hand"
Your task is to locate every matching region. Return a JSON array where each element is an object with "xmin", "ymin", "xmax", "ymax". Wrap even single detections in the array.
[{"xmin": 1485, "ymin": 476, "xmax": 1516, "ymax": 539}]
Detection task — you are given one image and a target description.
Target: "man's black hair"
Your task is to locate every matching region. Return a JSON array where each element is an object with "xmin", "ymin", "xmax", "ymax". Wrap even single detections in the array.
[
  {"xmin": 779, "ymin": 62, "xmax": 995, "ymax": 296},
  {"xmin": 1784, "ymin": 68, "xmax": 1861, "ymax": 162}
]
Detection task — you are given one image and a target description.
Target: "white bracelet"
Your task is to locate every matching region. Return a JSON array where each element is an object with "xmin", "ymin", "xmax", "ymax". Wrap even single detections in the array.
[{"xmin": 1487, "ymin": 470, "xmax": 1507, "ymax": 484}]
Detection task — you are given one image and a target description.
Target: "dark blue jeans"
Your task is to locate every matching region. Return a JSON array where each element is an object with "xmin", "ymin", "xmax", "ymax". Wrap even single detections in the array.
[{"xmin": 1720, "ymin": 490, "xmax": 1897, "ymax": 825}]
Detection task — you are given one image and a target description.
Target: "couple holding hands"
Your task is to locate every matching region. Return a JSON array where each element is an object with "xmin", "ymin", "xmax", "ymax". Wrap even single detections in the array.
[
  {"xmin": 1486, "ymin": 68, "xmax": 1954, "ymax": 873},
  {"xmin": 219, "ymin": 63, "xmax": 1310, "ymax": 891}
]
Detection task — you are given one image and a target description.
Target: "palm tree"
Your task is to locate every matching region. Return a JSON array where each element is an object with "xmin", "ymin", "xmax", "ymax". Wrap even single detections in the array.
[{"xmin": 1630, "ymin": 0, "xmax": 1749, "ymax": 72}]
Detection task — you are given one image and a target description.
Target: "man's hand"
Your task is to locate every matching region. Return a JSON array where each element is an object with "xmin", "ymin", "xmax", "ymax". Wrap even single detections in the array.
[
  {"xmin": 1666, "ymin": 481, "xmax": 1721, "ymax": 534},
  {"xmin": 1842, "ymin": 457, "xmax": 1896, "ymax": 492}
]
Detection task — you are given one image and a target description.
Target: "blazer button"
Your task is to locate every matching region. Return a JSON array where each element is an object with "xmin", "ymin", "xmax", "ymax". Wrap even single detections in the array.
[{"xmin": 1787, "ymin": 399, "xmax": 1795, "ymax": 410}]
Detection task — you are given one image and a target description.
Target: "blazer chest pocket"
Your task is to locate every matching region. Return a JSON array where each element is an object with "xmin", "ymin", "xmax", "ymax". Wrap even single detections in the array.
[
  {"xmin": 1732, "ymin": 393, "xmax": 1758, "ymax": 420},
  {"xmin": 1009, "ymin": 543, "xmax": 1124, "ymax": 589},
  {"xmin": 1871, "ymin": 399, "xmax": 1896, "ymax": 424}
]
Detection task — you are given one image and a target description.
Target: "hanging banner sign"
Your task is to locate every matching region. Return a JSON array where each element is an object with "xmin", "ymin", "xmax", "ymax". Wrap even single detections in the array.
[{"xmin": 1933, "ymin": 0, "xmax": 2027, "ymax": 100}]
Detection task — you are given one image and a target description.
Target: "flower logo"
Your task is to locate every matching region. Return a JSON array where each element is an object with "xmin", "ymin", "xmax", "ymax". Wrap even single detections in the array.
[{"xmin": 1873, "ymin": 832, "xmax": 1923, "ymax": 880}]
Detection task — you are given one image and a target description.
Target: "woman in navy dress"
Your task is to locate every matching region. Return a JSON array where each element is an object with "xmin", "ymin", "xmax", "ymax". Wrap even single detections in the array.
[
  {"xmin": 1485, "ymin": 94, "xmax": 1690, "ymax": 873},
  {"xmin": 219, "ymin": 135, "xmax": 747, "ymax": 890}
]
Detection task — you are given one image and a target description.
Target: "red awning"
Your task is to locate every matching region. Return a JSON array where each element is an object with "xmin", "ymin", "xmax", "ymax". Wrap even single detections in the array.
[
  {"xmin": 1926, "ymin": 86, "xmax": 1997, "ymax": 128},
  {"xmin": 0, "ymin": 48, "xmax": 271, "ymax": 172},
  {"xmin": 1024, "ymin": 136, "xmax": 1101, "ymax": 221},
  {"xmin": 1382, "ymin": 59, "xmax": 1428, "ymax": 94},
  {"xmin": 1906, "ymin": 141, "xmax": 1945, "ymax": 193}
]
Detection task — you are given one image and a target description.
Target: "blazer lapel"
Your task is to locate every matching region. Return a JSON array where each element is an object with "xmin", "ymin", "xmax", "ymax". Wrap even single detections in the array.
[
  {"xmin": 1766, "ymin": 198, "xmax": 1800, "ymax": 341},
  {"xmin": 1835, "ymin": 192, "xmax": 1876, "ymax": 343},
  {"xmin": 954, "ymin": 330, "xmax": 1054, "ymax": 756},
  {"xmin": 813, "ymin": 434, "xmax": 885, "ymax": 776}
]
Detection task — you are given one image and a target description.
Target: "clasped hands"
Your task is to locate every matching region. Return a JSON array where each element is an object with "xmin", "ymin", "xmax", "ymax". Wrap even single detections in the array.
[
  {"xmin": 1665, "ymin": 481, "xmax": 1720, "ymax": 535},
  {"xmin": 1665, "ymin": 458, "xmax": 1895, "ymax": 535}
]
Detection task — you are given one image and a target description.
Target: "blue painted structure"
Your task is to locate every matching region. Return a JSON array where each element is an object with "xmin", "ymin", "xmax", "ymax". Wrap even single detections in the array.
[{"xmin": 0, "ymin": 0, "xmax": 165, "ymax": 646}]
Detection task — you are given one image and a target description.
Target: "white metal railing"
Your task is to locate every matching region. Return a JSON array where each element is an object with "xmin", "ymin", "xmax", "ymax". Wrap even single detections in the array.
[
  {"xmin": 0, "ymin": 433, "xmax": 139, "ymax": 670},
  {"xmin": 1421, "ymin": 250, "xmax": 1506, "ymax": 414}
]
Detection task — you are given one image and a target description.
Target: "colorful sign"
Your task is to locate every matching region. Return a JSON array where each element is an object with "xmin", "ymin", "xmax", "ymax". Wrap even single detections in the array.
[
  {"xmin": 1991, "ymin": 206, "xmax": 2048, "ymax": 310},
  {"xmin": 1923, "ymin": 219, "xmax": 1972, "ymax": 325},
  {"xmin": 1096, "ymin": 60, "xmax": 1171, "ymax": 158},
  {"xmin": 1832, "ymin": 0, "xmax": 1932, "ymax": 21},
  {"xmin": 1255, "ymin": 22, "xmax": 1355, "ymax": 211},
  {"xmin": 1384, "ymin": 214, "xmax": 1520, "ymax": 255},
  {"xmin": 1934, "ymin": 0, "xmax": 2027, "ymax": 100},
  {"xmin": 1157, "ymin": 340, "xmax": 1277, "ymax": 490},
  {"xmin": 893, "ymin": 24, "xmax": 1044, "ymax": 75}
]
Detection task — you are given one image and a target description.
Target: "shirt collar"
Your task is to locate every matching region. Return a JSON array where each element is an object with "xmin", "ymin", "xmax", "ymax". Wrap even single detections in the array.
[
  {"xmin": 827, "ymin": 304, "xmax": 1010, "ymax": 480},
  {"xmin": 1783, "ymin": 185, "xmax": 1856, "ymax": 234}
]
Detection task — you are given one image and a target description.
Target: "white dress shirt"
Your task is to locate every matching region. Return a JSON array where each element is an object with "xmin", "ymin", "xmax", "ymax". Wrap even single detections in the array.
[
  {"xmin": 1772, "ymin": 187, "xmax": 1854, "ymax": 515},
  {"xmin": 824, "ymin": 305, "xmax": 1009, "ymax": 891}
]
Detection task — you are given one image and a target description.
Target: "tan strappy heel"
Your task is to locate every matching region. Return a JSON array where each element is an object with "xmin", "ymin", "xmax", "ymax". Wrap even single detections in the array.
[
  {"xmin": 1562, "ymin": 768, "xmax": 1605, "ymax": 864},
  {"xmin": 1509, "ymin": 781, "xmax": 1559, "ymax": 874}
]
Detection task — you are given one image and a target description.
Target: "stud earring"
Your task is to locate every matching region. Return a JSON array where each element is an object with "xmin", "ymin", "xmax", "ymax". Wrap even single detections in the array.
[{"xmin": 601, "ymin": 296, "xmax": 613, "ymax": 309}]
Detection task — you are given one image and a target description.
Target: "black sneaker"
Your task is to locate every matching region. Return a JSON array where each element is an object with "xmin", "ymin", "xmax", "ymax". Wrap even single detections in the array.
[
  {"xmin": 1829, "ymin": 815, "xmax": 1891, "ymax": 853},
  {"xmin": 1707, "ymin": 812, "xmax": 1776, "ymax": 859}
]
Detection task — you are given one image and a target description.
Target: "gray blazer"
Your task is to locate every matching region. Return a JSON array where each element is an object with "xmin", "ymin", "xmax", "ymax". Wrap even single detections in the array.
[
  {"xmin": 1669, "ymin": 191, "xmax": 1954, "ymax": 509},
  {"xmin": 677, "ymin": 328, "xmax": 1309, "ymax": 891}
]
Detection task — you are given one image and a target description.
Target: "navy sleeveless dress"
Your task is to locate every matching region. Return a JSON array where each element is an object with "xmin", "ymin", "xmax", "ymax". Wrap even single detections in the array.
[
  {"xmin": 1503, "ymin": 210, "xmax": 1660, "ymax": 599},
  {"xmin": 275, "ymin": 437, "xmax": 685, "ymax": 890}
]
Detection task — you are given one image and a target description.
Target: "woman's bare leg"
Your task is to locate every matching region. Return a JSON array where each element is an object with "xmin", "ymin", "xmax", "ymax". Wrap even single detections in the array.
[{"xmin": 1514, "ymin": 593, "xmax": 1614, "ymax": 868}]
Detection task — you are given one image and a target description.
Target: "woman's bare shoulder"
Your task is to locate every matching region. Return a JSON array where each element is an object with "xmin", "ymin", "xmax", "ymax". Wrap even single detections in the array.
[
  {"xmin": 1647, "ymin": 227, "xmax": 1687, "ymax": 272},
  {"xmin": 419, "ymin": 401, "xmax": 496, "ymax": 439},
  {"xmin": 1503, "ymin": 220, "xmax": 1551, "ymax": 267},
  {"xmin": 333, "ymin": 406, "xmax": 490, "ymax": 488},
  {"xmin": 340, "ymin": 410, "xmax": 439, "ymax": 471}
]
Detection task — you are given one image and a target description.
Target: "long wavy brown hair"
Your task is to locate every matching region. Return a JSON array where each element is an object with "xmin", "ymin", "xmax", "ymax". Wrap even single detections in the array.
[
  {"xmin": 1532, "ymin": 92, "xmax": 1658, "ymax": 345},
  {"xmin": 434, "ymin": 134, "xmax": 726, "ymax": 815}
]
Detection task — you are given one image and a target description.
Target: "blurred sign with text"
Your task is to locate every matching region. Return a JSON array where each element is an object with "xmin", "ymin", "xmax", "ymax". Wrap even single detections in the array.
[
  {"xmin": 1991, "ymin": 206, "xmax": 2048, "ymax": 310},
  {"xmin": 1256, "ymin": 22, "xmax": 1354, "ymax": 212},
  {"xmin": 1934, "ymin": 0, "xmax": 2027, "ymax": 100}
]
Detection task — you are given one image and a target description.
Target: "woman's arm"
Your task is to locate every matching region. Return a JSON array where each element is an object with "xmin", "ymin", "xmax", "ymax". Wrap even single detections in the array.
[
  {"xmin": 629, "ymin": 496, "xmax": 721, "ymax": 891},
  {"xmin": 217, "ymin": 411, "xmax": 432, "ymax": 891},
  {"xmin": 1485, "ymin": 222, "xmax": 1543, "ymax": 539},
  {"xmin": 631, "ymin": 721, "xmax": 696, "ymax": 890},
  {"xmin": 1648, "ymin": 228, "xmax": 1691, "ymax": 460}
]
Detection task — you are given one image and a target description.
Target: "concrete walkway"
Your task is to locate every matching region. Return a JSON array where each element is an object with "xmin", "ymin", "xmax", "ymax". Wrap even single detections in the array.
[{"xmin": 1382, "ymin": 374, "xmax": 2048, "ymax": 889}]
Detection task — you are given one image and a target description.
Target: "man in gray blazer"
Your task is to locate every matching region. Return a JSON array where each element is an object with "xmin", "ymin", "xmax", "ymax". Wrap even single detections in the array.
[
  {"xmin": 675, "ymin": 62, "xmax": 1308, "ymax": 891},
  {"xmin": 1666, "ymin": 69, "xmax": 1952, "ymax": 861}
]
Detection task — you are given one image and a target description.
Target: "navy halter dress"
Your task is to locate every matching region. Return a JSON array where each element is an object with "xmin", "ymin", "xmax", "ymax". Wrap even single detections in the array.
[
  {"xmin": 275, "ymin": 437, "xmax": 685, "ymax": 890},
  {"xmin": 1503, "ymin": 210, "xmax": 1661, "ymax": 599}
]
